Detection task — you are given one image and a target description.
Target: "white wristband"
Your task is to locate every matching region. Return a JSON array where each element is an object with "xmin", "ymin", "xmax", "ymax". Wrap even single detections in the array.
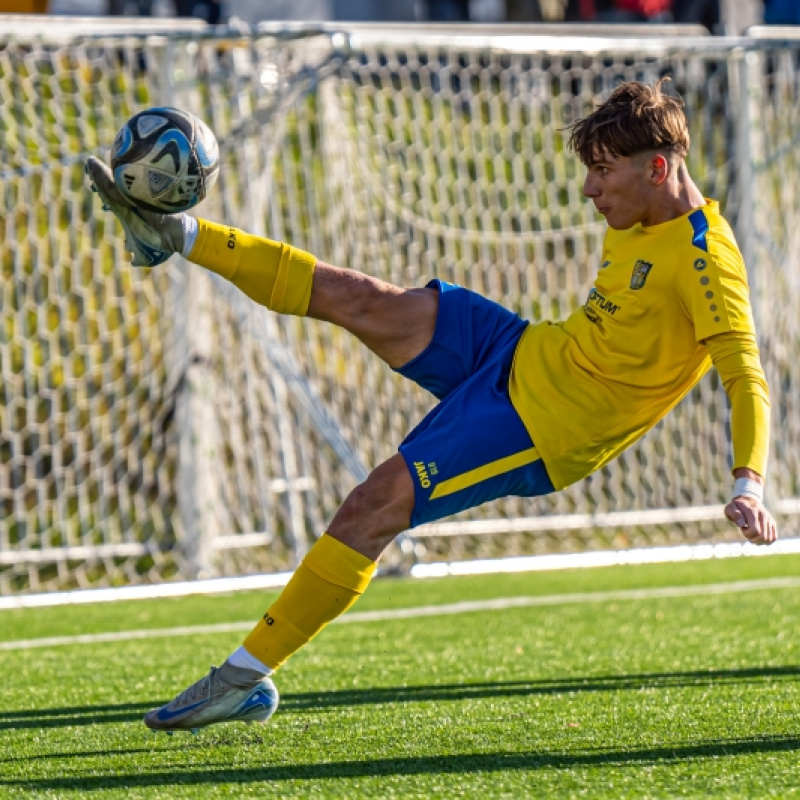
[{"xmin": 733, "ymin": 477, "xmax": 763, "ymax": 503}]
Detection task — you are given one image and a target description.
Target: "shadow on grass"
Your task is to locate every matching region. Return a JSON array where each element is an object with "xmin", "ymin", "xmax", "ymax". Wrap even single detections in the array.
[
  {"xmin": 0, "ymin": 701, "xmax": 154, "ymax": 730},
  {"xmin": 282, "ymin": 664, "xmax": 800, "ymax": 711},
  {"xmin": 2, "ymin": 736, "xmax": 800, "ymax": 790},
  {"xmin": 2, "ymin": 664, "xmax": 799, "ymax": 731}
]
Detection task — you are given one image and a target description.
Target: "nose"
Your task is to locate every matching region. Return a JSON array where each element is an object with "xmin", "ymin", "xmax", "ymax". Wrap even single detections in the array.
[{"xmin": 583, "ymin": 173, "xmax": 599, "ymax": 198}]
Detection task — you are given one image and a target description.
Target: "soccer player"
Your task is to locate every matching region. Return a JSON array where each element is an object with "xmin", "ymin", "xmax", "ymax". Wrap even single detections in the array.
[{"xmin": 85, "ymin": 77, "xmax": 777, "ymax": 733}]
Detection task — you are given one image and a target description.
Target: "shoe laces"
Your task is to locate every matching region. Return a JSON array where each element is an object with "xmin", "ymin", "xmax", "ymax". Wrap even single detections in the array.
[{"xmin": 171, "ymin": 666, "xmax": 220, "ymax": 707}]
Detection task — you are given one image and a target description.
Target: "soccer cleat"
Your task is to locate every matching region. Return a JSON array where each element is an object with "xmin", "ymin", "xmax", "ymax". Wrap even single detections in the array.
[
  {"xmin": 85, "ymin": 155, "xmax": 184, "ymax": 268},
  {"xmin": 144, "ymin": 663, "xmax": 279, "ymax": 732}
]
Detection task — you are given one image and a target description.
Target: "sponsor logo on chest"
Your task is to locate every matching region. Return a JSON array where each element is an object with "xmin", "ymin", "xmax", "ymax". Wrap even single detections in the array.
[
  {"xmin": 582, "ymin": 257, "xmax": 656, "ymax": 324},
  {"xmin": 586, "ymin": 287, "xmax": 620, "ymax": 317}
]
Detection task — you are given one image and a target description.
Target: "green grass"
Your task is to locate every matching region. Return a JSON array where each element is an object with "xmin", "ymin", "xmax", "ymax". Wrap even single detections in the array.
[{"xmin": 2, "ymin": 555, "xmax": 800, "ymax": 798}]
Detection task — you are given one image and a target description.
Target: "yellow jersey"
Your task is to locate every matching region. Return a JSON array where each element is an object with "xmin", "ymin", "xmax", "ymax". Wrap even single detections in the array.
[{"xmin": 509, "ymin": 200, "xmax": 756, "ymax": 490}]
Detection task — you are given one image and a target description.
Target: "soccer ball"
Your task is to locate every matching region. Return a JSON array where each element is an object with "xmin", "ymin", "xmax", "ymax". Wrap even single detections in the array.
[{"xmin": 110, "ymin": 107, "xmax": 220, "ymax": 214}]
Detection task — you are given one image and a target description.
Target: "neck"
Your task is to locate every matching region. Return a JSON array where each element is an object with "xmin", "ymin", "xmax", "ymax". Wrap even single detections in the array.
[
  {"xmin": 674, "ymin": 162, "xmax": 706, "ymax": 213},
  {"xmin": 643, "ymin": 162, "xmax": 706, "ymax": 227}
]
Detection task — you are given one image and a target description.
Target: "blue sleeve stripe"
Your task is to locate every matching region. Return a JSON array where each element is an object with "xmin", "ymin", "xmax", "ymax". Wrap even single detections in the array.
[{"xmin": 688, "ymin": 209, "xmax": 709, "ymax": 252}]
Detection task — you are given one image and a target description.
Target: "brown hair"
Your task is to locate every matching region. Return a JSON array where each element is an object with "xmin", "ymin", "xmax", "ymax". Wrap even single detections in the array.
[{"xmin": 568, "ymin": 77, "xmax": 690, "ymax": 165}]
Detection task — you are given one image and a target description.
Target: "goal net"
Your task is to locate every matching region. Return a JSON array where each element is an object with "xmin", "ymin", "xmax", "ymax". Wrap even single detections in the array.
[{"xmin": 1, "ymin": 21, "xmax": 798, "ymax": 593}]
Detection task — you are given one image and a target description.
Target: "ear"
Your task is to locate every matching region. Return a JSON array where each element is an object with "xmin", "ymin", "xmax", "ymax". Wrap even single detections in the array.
[{"xmin": 649, "ymin": 153, "xmax": 669, "ymax": 185}]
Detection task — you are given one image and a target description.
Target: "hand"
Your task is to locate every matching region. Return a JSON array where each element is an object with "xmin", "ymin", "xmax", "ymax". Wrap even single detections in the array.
[{"xmin": 724, "ymin": 494, "xmax": 778, "ymax": 545}]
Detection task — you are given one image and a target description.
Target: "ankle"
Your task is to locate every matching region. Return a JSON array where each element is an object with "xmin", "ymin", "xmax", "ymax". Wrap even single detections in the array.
[
  {"xmin": 160, "ymin": 214, "xmax": 187, "ymax": 254},
  {"xmin": 219, "ymin": 660, "xmax": 268, "ymax": 688},
  {"xmin": 226, "ymin": 645, "xmax": 271, "ymax": 675}
]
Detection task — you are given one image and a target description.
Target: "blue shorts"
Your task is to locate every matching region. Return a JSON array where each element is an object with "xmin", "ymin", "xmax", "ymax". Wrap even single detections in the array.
[{"xmin": 397, "ymin": 280, "xmax": 555, "ymax": 527}]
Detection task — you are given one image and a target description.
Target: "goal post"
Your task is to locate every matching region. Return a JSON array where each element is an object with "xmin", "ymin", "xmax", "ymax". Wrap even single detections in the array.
[{"xmin": 1, "ymin": 21, "xmax": 798, "ymax": 594}]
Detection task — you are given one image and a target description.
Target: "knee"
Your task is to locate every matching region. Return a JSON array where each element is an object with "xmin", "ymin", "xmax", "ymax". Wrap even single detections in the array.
[
  {"xmin": 338, "ymin": 458, "xmax": 412, "ymax": 526},
  {"xmin": 328, "ymin": 455, "xmax": 415, "ymax": 556}
]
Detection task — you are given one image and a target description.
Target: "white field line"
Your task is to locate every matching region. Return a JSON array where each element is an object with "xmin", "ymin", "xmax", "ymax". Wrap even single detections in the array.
[
  {"xmin": 3, "ymin": 538, "xmax": 800, "ymax": 612},
  {"xmin": 2, "ymin": 575, "xmax": 800, "ymax": 652}
]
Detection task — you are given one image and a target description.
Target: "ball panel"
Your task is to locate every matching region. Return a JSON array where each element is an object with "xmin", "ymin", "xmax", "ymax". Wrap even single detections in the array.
[
  {"xmin": 111, "ymin": 123, "xmax": 134, "ymax": 160},
  {"xmin": 147, "ymin": 167, "xmax": 178, "ymax": 197},
  {"xmin": 202, "ymin": 164, "xmax": 220, "ymax": 199},
  {"xmin": 140, "ymin": 107, "xmax": 196, "ymax": 137},
  {"xmin": 157, "ymin": 173, "xmax": 204, "ymax": 212},
  {"xmin": 134, "ymin": 112, "xmax": 172, "ymax": 139},
  {"xmin": 194, "ymin": 119, "xmax": 219, "ymax": 169},
  {"xmin": 148, "ymin": 129, "xmax": 192, "ymax": 178}
]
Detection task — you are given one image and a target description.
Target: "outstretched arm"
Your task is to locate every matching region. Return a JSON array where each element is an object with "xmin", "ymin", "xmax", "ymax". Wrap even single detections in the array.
[{"xmin": 706, "ymin": 331, "xmax": 777, "ymax": 545}]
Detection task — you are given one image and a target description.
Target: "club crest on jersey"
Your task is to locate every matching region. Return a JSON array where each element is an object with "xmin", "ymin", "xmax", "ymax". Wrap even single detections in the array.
[{"xmin": 630, "ymin": 259, "xmax": 654, "ymax": 290}]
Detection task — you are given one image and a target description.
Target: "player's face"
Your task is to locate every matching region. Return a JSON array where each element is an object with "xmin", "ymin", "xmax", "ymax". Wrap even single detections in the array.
[{"xmin": 582, "ymin": 153, "xmax": 656, "ymax": 230}]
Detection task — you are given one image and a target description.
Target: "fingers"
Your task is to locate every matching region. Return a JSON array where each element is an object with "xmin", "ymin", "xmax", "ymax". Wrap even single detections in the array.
[
  {"xmin": 725, "ymin": 505, "xmax": 748, "ymax": 529},
  {"xmin": 724, "ymin": 497, "xmax": 778, "ymax": 545},
  {"xmin": 85, "ymin": 155, "xmax": 109, "ymax": 187},
  {"xmin": 85, "ymin": 154, "xmax": 111, "ymax": 180},
  {"xmin": 753, "ymin": 509, "xmax": 778, "ymax": 545},
  {"xmin": 85, "ymin": 156, "xmax": 127, "ymax": 206}
]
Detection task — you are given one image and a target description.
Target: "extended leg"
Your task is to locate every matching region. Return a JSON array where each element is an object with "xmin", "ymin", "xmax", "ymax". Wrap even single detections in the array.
[
  {"xmin": 85, "ymin": 156, "xmax": 437, "ymax": 370},
  {"xmin": 185, "ymin": 221, "xmax": 439, "ymax": 369}
]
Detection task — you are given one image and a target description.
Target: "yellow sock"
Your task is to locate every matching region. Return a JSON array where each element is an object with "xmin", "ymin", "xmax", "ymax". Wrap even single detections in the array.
[
  {"xmin": 243, "ymin": 534, "xmax": 377, "ymax": 670},
  {"xmin": 187, "ymin": 219, "xmax": 317, "ymax": 316}
]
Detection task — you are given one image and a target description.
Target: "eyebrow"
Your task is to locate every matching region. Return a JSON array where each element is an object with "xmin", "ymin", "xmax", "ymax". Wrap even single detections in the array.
[{"xmin": 583, "ymin": 149, "xmax": 615, "ymax": 167}]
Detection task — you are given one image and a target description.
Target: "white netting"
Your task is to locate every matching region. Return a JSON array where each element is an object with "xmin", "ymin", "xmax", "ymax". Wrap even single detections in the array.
[{"xmin": 1, "ymin": 22, "xmax": 798, "ymax": 593}]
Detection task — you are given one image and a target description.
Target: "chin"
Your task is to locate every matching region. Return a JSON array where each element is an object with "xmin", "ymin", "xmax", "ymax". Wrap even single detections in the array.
[{"xmin": 606, "ymin": 217, "xmax": 636, "ymax": 231}]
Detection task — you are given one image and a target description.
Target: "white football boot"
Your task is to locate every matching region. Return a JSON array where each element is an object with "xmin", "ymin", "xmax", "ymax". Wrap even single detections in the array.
[
  {"xmin": 85, "ymin": 155, "xmax": 184, "ymax": 268},
  {"xmin": 145, "ymin": 662, "xmax": 279, "ymax": 733}
]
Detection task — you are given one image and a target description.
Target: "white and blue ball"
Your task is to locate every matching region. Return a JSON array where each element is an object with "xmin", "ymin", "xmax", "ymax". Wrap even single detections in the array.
[{"xmin": 111, "ymin": 107, "xmax": 219, "ymax": 214}]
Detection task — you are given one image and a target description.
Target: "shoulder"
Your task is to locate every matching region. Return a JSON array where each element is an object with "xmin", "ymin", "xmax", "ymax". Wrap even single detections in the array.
[
  {"xmin": 680, "ymin": 202, "xmax": 744, "ymax": 272},
  {"xmin": 682, "ymin": 201, "xmax": 735, "ymax": 245}
]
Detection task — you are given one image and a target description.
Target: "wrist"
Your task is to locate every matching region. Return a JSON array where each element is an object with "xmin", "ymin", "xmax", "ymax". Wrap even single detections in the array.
[{"xmin": 733, "ymin": 476, "xmax": 764, "ymax": 503}]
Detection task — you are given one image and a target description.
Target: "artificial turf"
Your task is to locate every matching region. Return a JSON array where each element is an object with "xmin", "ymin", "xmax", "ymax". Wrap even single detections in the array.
[{"xmin": 1, "ymin": 553, "xmax": 799, "ymax": 798}]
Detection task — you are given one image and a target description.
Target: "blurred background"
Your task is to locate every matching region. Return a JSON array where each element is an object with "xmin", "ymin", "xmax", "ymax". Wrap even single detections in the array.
[{"xmin": 0, "ymin": 0, "xmax": 786, "ymax": 35}]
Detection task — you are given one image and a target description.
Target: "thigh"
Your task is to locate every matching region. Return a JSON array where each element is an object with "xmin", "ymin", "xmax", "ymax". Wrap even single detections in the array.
[
  {"xmin": 398, "ymin": 349, "xmax": 554, "ymax": 528},
  {"xmin": 395, "ymin": 280, "xmax": 529, "ymax": 399},
  {"xmin": 307, "ymin": 264, "xmax": 439, "ymax": 370}
]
